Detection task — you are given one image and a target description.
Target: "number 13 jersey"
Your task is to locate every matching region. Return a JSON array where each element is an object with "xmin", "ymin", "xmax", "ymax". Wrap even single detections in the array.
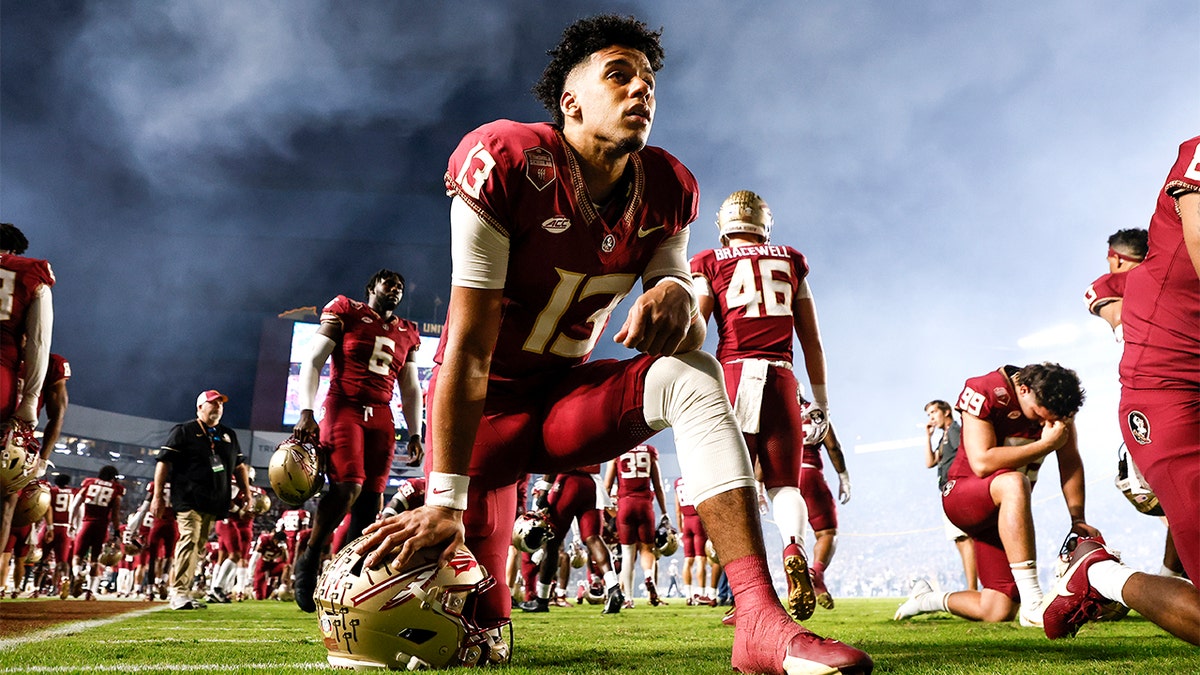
[{"xmin": 443, "ymin": 121, "xmax": 698, "ymax": 381}]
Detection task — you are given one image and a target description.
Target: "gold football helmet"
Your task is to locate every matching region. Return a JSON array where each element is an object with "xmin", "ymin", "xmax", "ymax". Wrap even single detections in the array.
[
  {"xmin": 1, "ymin": 421, "xmax": 40, "ymax": 496},
  {"xmin": 716, "ymin": 190, "xmax": 773, "ymax": 245},
  {"xmin": 251, "ymin": 490, "xmax": 272, "ymax": 515},
  {"xmin": 98, "ymin": 542, "xmax": 122, "ymax": 567},
  {"xmin": 511, "ymin": 510, "xmax": 554, "ymax": 554},
  {"xmin": 12, "ymin": 480, "xmax": 51, "ymax": 528},
  {"xmin": 316, "ymin": 537, "xmax": 509, "ymax": 669},
  {"xmin": 568, "ymin": 540, "xmax": 587, "ymax": 569},
  {"xmin": 654, "ymin": 524, "xmax": 679, "ymax": 557},
  {"xmin": 269, "ymin": 436, "xmax": 325, "ymax": 506}
]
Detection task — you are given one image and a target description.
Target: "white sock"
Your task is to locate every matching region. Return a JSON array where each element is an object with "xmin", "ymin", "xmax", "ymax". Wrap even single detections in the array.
[
  {"xmin": 683, "ymin": 584, "xmax": 692, "ymax": 597},
  {"xmin": 1087, "ymin": 560, "xmax": 1135, "ymax": 606},
  {"xmin": 918, "ymin": 591, "xmax": 951, "ymax": 613},
  {"xmin": 536, "ymin": 581, "xmax": 553, "ymax": 600},
  {"xmin": 603, "ymin": 570, "xmax": 619, "ymax": 592},
  {"xmin": 1159, "ymin": 565, "xmax": 1183, "ymax": 578},
  {"xmin": 1010, "ymin": 561, "xmax": 1043, "ymax": 608},
  {"xmin": 768, "ymin": 486, "xmax": 808, "ymax": 545},
  {"xmin": 620, "ymin": 545, "xmax": 636, "ymax": 596},
  {"xmin": 706, "ymin": 586, "xmax": 717, "ymax": 597}
]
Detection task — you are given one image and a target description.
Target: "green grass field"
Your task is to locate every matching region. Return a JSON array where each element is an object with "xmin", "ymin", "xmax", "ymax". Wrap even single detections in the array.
[{"xmin": 1, "ymin": 597, "xmax": 1196, "ymax": 674}]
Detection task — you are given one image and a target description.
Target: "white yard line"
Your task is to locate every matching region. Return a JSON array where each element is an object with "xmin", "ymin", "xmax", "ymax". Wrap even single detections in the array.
[
  {"xmin": 0, "ymin": 664, "xmax": 328, "ymax": 673},
  {"xmin": 0, "ymin": 606, "xmax": 166, "ymax": 651}
]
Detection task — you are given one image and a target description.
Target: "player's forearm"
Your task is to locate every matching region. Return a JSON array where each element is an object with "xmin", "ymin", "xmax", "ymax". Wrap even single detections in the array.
[
  {"xmin": 967, "ymin": 441, "xmax": 1055, "ymax": 477},
  {"xmin": 18, "ymin": 288, "xmax": 53, "ymax": 415},
  {"xmin": 399, "ymin": 365, "xmax": 424, "ymax": 438},
  {"xmin": 297, "ymin": 335, "xmax": 336, "ymax": 411}
]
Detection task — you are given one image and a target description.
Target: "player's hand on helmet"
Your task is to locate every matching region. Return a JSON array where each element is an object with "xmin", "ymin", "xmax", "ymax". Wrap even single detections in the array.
[
  {"xmin": 358, "ymin": 505, "xmax": 464, "ymax": 571},
  {"xmin": 837, "ymin": 471, "xmax": 851, "ymax": 504},
  {"xmin": 659, "ymin": 514, "xmax": 671, "ymax": 529},
  {"xmin": 1069, "ymin": 519, "xmax": 1101, "ymax": 539},
  {"xmin": 802, "ymin": 403, "xmax": 830, "ymax": 446},
  {"xmin": 614, "ymin": 279, "xmax": 692, "ymax": 356},
  {"xmin": 292, "ymin": 410, "xmax": 320, "ymax": 443}
]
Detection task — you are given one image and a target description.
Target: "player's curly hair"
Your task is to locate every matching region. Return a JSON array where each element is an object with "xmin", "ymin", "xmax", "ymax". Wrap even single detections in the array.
[
  {"xmin": 1016, "ymin": 363, "xmax": 1085, "ymax": 419},
  {"xmin": 1107, "ymin": 228, "xmax": 1148, "ymax": 261},
  {"xmin": 365, "ymin": 268, "xmax": 405, "ymax": 300},
  {"xmin": 0, "ymin": 222, "xmax": 30, "ymax": 255},
  {"xmin": 532, "ymin": 14, "xmax": 664, "ymax": 126},
  {"xmin": 98, "ymin": 465, "xmax": 119, "ymax": 481}
]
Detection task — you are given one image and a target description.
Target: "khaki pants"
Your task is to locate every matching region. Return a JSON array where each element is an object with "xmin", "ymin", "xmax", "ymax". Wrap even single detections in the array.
[{"xmin": 169, "ymin": 509, "xmax": 215, "ymax": 597}]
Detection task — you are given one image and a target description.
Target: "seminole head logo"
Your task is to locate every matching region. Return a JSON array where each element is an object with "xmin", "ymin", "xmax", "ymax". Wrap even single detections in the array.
[{"xmin": 1126, "ymin": 410, "xmax": 1151, "ymax": 445}]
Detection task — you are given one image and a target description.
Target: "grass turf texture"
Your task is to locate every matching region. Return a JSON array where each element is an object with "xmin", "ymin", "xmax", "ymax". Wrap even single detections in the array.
[{"xmin": 0, "ymin": 598, "xmax": 1195, "ymax": 674}]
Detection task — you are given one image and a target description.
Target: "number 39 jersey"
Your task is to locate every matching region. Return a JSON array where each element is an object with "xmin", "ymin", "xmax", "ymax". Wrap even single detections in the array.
[
  {"xmin": 689, "ymin": 244, "xmax": 809, "ymax": 363},
  {"xmin": 443, "ymin": 121, "xmax": 698, "ymax": 380},
  {"xmin": 320, "ymin": 295, "xmax": 420, "ymax": 406},
  {"xmin": 615, "ymin": 444, "xmax": 658, "ymax": 498}
]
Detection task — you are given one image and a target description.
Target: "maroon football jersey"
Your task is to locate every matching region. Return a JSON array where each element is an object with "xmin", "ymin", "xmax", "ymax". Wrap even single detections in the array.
[
  {"xmin": 1121, "ymin": 136, "xmax": 1200, "ymax": 389},
  {"xmin": 442, "ymin": 121, "xmax": 698, "ymax": 380},
  {"xmin": 49, "ymin": 484, "xmax": 74, "ymax": 527},
  {"xmin": 277, "ymin": 508, "xmax": 310, "ymax": 533},
  {"xmin": 256, "ymin": 532, "xmax": 286, "ymax": 562},
  {"xmin": 320, "ymin": 295, "xmax": 420, "ymax": 406},
  {"xmin": 78, "ymin": 477, "xmax": 125, "ymax": 522},
  {"xmin": 387, "ymin": 477, "xmax": 427, "ymax": 512},
  {"xmin": 947, "ymin": 367, "xmax": 1044, "ymax": 483},
  {"xmin": 1084, "ymin": 271, "xmax": 1127, "ymax": 316},
  {"xmin": 690, "ymin": 244, "xmax": 810, "ymax": 362},
  {"xmin": 615, "ymin": 444, "xmax": 658, "ymax": 498}
]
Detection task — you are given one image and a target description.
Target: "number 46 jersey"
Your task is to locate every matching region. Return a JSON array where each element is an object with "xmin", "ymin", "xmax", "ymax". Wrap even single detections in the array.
[{"xmin": 690, "ymin": 244, "xmax": 809, "ymax": 363}]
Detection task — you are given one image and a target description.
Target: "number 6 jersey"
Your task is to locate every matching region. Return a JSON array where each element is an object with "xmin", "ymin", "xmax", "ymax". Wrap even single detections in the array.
[{"xmin": 319, "ymin": 295, "xmax": 420, "ymax": 406}]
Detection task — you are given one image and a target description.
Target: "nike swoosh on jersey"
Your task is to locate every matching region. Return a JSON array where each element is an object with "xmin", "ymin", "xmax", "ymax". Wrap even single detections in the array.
[{"xmin": 637, "ymin": 224, "xmax": 665, "ymax": 238}]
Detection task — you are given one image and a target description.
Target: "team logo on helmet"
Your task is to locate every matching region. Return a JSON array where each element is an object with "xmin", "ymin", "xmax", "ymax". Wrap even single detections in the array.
[
  {"xmin": 269, "ymin": 437, "xmax": 325, "ymax": 506},
  {"xmin": 315, "ymin": 537, "xmax": 508, "ymax": 669},
  {"xmin": 716, "ymin": 190, "xmax": 773, "ymax": 245},
  {"xmin": 1126, "ymin": 410, "xmax": 1150, "ymax": 445}
]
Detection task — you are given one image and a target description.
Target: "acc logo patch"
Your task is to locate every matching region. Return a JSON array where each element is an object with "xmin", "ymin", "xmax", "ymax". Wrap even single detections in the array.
[
  {"xmin": 542, "ymin": 216, "xmax": 571, "ymax": 233},
  {"xmin": 525, "ymin": 147, "xmax": 556, "ymax": 190},
  {"xmin": 1126, "ymin": 410, "xmax": 1151, "ymax": 445},
  {"xmin": 1007, "ymin": 411, "xmax": 1022, "ymax": 420}
]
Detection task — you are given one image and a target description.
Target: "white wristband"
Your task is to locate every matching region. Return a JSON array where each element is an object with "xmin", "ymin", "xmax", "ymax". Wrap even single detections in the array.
[
  {"xmin": 426, "ymin": 472, "xmax": 470, "ymax": 510},
  {"xmin": 655, "ymin": 276, "xmax": 698, "ymax": 318},
  {"xmin": 811, "ymin": 384, "xmax": 829, "ymax": 410}
]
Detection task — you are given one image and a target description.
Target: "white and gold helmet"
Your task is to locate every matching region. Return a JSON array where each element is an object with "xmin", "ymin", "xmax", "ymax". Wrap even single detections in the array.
[
  {"xmin": 511, "ymin": 510, "xmax": 554, "ymax": 554},
  {"xmin": 269, "ymin": 437, "xmax": 325, "ymax": 506},
  {"xmin": 12, "ymin": 480, "xmax": 51, "ymax": 528},
  {"xmin": 316, "ymin": 537, "xmax": 508, "ymax": 669},
  {"xmin": 716, "ymin": 190, "xmax": 773, "ymax": 245},
  {"xmin": 1, "ymin": 421, "xmax": 40, "ymax": 496}
]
